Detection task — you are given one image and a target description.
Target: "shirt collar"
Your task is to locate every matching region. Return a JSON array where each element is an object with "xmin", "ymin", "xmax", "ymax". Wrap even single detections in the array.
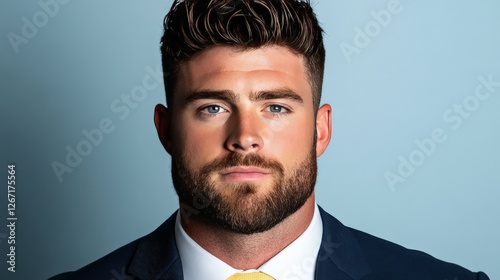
[{"xmin": 175, "ymin": 203, "xmax": 323, "ymax": 280}]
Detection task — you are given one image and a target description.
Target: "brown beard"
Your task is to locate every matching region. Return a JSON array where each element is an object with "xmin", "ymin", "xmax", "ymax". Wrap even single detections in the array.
[{"xmin": 171, "ymin": 146, "xmax": 317, "ymax": 234}]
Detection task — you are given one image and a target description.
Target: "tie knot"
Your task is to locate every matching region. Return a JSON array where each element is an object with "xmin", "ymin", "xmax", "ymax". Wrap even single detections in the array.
[{"xmin": 226, "ymin": 271, "xmax": 275, "ymax": 280}]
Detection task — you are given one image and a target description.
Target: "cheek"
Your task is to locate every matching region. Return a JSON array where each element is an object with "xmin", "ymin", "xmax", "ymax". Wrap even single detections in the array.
[
  {"xmin": 263, "ymin": 118, "xmax": 315, "ymax": 162},
  {"xmin": 173, "ymin": 120, "xmax": 225, "ymax": 165}
]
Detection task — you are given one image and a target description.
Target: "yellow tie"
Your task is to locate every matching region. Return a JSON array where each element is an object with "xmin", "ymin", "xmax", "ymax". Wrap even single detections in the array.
[{"xmin": 226, "ymin": 271, "xmax": 275, "ymax": 280}]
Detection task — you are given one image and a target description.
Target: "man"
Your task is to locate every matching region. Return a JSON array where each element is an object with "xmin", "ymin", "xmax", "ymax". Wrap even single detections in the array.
[{"xmin": 50, "ymin": 0, "xmax": 489, "ymax": 279}]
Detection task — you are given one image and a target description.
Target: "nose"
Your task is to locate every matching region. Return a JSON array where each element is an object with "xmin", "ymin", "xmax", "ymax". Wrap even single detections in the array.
[{"xmin": 225, "ymin": 110, "xmax": 264, "ymax": 154}]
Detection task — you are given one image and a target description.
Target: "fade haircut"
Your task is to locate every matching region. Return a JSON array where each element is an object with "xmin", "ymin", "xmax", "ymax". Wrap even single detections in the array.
[{"xmin": 160, "ymin": 0, "xmax": 325, "ymax": 110}]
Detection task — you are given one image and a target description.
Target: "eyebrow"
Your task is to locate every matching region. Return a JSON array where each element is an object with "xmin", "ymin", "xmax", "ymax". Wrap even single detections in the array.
[
  {"xmin": 250, "ymin": 89, "xmax": 304, "ymax": 103},
  {"xmin": 184, "ymin": 90, "xmax": 239, "ymax": 104},
  {"xmin": 184, "ymin": 88, "xmax": 304, "ymax": 105}
]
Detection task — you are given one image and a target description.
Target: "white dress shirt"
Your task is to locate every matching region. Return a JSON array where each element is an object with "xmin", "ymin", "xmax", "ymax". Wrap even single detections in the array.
[{"xmin": 175, "ymin": 203, "xmax": 323, "ymax": 280}]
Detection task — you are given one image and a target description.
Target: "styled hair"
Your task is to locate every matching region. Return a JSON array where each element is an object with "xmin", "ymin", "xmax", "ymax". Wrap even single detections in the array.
[{"xmin": 160, "ymin": 0, "xmax": 325, "ymax": 109}]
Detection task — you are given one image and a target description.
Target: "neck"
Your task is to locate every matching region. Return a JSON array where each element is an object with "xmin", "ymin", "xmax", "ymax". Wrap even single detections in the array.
[{"xmin": 180, "ymin": 194, "xmax": 316, "ymax": 270}]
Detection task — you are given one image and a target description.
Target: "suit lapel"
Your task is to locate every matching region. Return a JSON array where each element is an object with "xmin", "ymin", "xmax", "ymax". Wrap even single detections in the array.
[
  {"xmin": 128, "ymin": 211, "xmax": 184, "ymax": 280},
  {"xmin": 315, "ymin": 207, "xmax": 372, "ymax": 280},
  {"xmin": 125, "ymin": 208, "xmax": 371, "ymax": 280}
]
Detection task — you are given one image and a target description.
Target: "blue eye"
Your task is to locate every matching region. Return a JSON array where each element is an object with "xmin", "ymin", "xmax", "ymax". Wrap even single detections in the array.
[
  {"xmin": 199, "ymin": 105, "xmax": 228, "ymax": 117},
  {"xmin": 269, "ymin": 105, "xmax": 285, "ymax": 113},
  {"xmin": 206, "ymin": 105, "xmax": 222, "ymax": 114}
]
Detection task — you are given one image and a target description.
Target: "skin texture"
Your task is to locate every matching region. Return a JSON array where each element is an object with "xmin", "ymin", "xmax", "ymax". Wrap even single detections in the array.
[{"xmin": 154, "ymin": 45, "xmax": 332, "ymax": 269}]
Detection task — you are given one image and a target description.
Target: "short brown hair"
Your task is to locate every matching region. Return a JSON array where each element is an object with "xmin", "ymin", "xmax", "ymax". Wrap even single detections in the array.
[{"xmin": 160, "ymin": 0, "xmax": 325, "ymax": 109}]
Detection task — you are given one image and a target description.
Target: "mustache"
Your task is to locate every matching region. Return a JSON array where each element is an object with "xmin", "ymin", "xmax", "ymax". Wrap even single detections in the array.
[{"xmin": 200, "ymin": 153, "xmax": 284, "ymax": 176}]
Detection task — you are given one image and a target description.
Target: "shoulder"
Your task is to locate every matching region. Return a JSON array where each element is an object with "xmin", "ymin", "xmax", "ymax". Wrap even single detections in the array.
[
  {"xmin": 48, "ymin": 239, "xmax": 141, "ymax": 280},
  {"xmin": 318, "ymin": 207, "xmax": 490, "ymax": 279},
  {"xmin": 348, "ymin": 226, "xmax": 488, "ymax": 279}
]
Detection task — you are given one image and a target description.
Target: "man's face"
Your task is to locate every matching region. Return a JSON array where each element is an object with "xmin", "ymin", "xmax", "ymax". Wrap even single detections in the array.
[{"xmin": 156, "ymin": 46, "xmax": 331, "ymax": 234}]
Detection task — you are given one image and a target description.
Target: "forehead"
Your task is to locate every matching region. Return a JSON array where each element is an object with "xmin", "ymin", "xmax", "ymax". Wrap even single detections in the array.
[{"xmin": 174, "ymin": 45, "xmax": 311, "ymax": 98}]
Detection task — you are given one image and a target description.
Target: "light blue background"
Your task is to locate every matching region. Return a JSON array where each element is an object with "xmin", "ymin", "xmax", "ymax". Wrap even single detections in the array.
[{"xmin": 1, "ymin": 0, "xmax": 498, "ymax": 279}]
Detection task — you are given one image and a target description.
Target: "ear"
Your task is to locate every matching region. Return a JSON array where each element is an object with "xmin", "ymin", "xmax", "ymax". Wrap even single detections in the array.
[
  {"xmin": 154, "ymin": 104, "xmax": 173, "ymax": 155},
  {"xmin": 315, "ymin": 104, "xmax": 332, "ymax": 157}
]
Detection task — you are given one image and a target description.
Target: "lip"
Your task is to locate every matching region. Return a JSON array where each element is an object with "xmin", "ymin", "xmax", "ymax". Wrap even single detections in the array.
[
  {"xmin": 220, "ymin": 166, "xmax": 270, "ymax": 175},
  {"xmin": 219, "ymin": 166, "xmax": 271, "ymax": 181}
]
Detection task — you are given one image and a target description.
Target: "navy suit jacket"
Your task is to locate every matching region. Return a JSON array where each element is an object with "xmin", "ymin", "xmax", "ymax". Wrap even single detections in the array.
[{"xmin": 49, "ymin": 207, "xmax": 489, "ymax": 279}]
